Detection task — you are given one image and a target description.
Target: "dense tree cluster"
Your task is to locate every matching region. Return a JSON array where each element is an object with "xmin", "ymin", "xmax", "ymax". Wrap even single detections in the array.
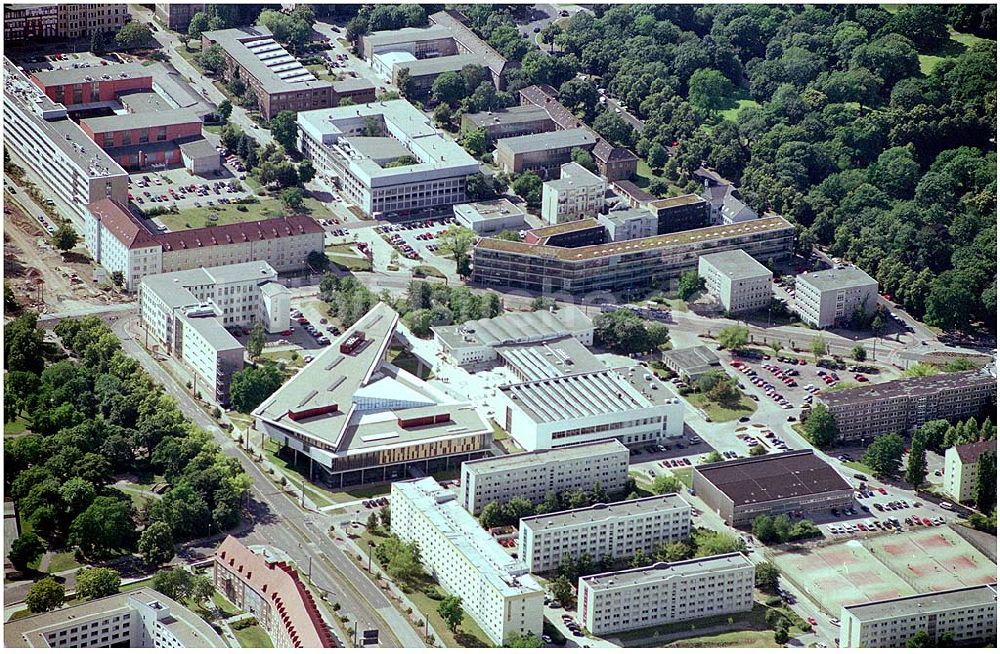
[
  {"xmin": 401, "ymin": 280, "xmax": 502, "ymax": 337},
  {"xmin": 594, "ymin": 309, "xmax": 671, "ymax": 354},
  {"xmin": 478, "ymin": 481, "xmax": 622, "ymax": 529},
  {"xmin": 345, "ymin": 4, "xmax": 428, "ymax": 41},
  {"xmin": 752, "ymin": 514, "xmax": 822, "ymax": 544},
  {"xmin": 4, "ymin": 317, "xmax": 251, "ymax": 564}
]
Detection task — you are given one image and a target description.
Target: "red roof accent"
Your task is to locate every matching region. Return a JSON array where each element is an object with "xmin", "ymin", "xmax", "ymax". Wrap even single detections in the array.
[{"xmin": 88, "ymin": 199, "xmax": 159, "ymax": 248}]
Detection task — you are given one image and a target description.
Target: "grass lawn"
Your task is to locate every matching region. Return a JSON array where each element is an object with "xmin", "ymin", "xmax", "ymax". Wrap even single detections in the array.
[
  {"xmin": 919, "ymin": 28, "xmax": 993, "ymax": 75},
  {"xmin": 119, "ymin": 578, "xmax": 155, "ymax": 593},
  {"xmin": 842, "ymin": 460, "xmax": 875, "ymax": 477},
  {"xmin": 413, "ymin": 264, "xmax": 448, "ymax": 279},
  {"xmin": 633, "ymin": 160, "xmax": 686, "ymax": 196},
  {"xmin": 4, "ymin": 415, "xmax": 30, "ymax": 435},
  {"xmin": 684, "ymin": 392, "xmax": 757, "ymax": 423},
  {"xmin": 212, "ymin": 591, "xmax": 242, "ymax": 619},
  {"xmin": 46, "ymin": 550, "xmax": 81, "ymax": 574},
  {"xmin": 233, "ymin": 624, "xmax": 273, "ymax": 648},
  {"xmin": 203, "ymin": 124, "xmax": 223, "ymax": 135},
  {"xmin": 306, "ymin": 63, "xmax": 336, "ymax": 81},
  {"xmin": 262, "ymin": 440, "xmax": 339, "ymax": 508},
  {"xmin": 717, "ymin": 89, "xmax": 761, "ymax": 123},
  {"xmin": 388, "ymin": 347, "xmax": 433, "ymax": 380},
  {"xmin": 668, "ymin": 629, "xmax": 779, "ymax": 648},
  {"xmin": 157, "ymin": 196, "xmax": 331, "ymax": 231},
  {"xmin": 616, "ymin": 602, "xmax": 774, "ymax": 645},
  {"xmin": 326, "ymin": 243, "xmax": 372, "ymax": 272},
  {"xmin": 671, "ymin": 467, "xmax": 693, "ymax": 487}
]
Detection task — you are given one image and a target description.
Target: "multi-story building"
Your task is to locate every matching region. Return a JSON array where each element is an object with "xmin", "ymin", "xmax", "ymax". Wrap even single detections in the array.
[
  {"xmin": 817, "ymin": 370, "xmax": 997, "ymax": 443},
  {"xmin": 795, "ymin": 266, "xmax": 879, "ymax": 328},
  {"xmin": 698, "ymin": 249, "xmax": 773, "ymax": 314},
  {"xmin": 201, "ymin": 26, "xmax": 336, "ymax": 120},
  {"xmin": 297, "ymin": 100, "xmax": 479, "ymax": 218},
  {"xmin": 453, "ymin": 198, "xmax": 525, "ymax": 235},
  {"xmin": 495, "ymin": 335, "xmax": 607, "ymax": 382},
  {"xmin": 3, "ymin": 57, "xmax": 129, "ymax": 221},
  {"xmin": 840, "ymin": 585, "xmax": 998, "ymax": 648},
  {"xmin": 391, "ymin": 53, "xmax": 487, "ymax": 96},
  {"xmin": 29, "ymin": 64, "xmax": 153, "ymax": 109},
  {"xmin": 154, "ymin": 3, "xmax": 204, "ymax": 30},
  {"xmin": 214, "ymin": 536, "xmax": 336, "ymax": 648},
  {"xmin": 494, "ymin": 128, "xmax": 596, "ymax": 176},
  {"xmin": 461, "ymin": 105, "xmax": 555, "ymax": 143},
  {"xmin": 460, "ymin": 440, "xmax": 629, "ymax": 515},
  {"xmin": 541, "ymin": 162, "xmax": 607, "ymax": 225},
  {"xmin": 472, "ymin": 215, "xmax": 797, "ymax": 296},
  {"xmin": 85, "ymin": 200, "xmax": 325, "ymax": 291},
  {"xmin": 596, "ymin": 208, "xmax": 658, "ymax": 242},
  {"xmin": 252, "ymin": 303, "xmax": 492, "ymax": 488},
  {"xmin": 361, "ymin": 25, "xmax": 457, "ymax": 72},
  {"xmin": 944, "ymin": 440, "xmax": 996, "ymax": 503},
  {"xmin": 139, "ymin": 261, "xmax": 289, "ymax": 404},
  {"xmin": 519, "ymin": 494, "xmax": 691, "ymax": 573},
  {"xmin": 432, "ymin": 304, "xmax": 593, "ymax": 366},
  {"xmin": 391, "ymin": 477, "xmax": 544, "ymax": 645},
  {"xmin": 4, "ymin": 589, "xmax": 225, "ymax": 648},
  {"xmin": 4, "ymin": 3, "xmax": 130, "ymax": 43},
  {"xmin": 692, "ymin": 450, "xmax": 854, "ymax": 527},
  {"xmin": 646, "ymin": 194, "xmax": 710, "ymax": 234},
  {"xmin": 428, "ymin": 9, "xmax": 512, "ymax": 89},
  {"xmin": 492, "ymin": 367, "xmax": 685, "ymax": 451},
  {"xmin": 577, "ymin": 553, "xmax": 756, "ymax": 636},
  {"xmin": 80, "ymin": 108, "xmax": 203, "ymax": 170}
]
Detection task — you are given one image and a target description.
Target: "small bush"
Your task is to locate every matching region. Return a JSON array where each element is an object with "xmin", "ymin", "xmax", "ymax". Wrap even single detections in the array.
[{"xmin": 230, "ymin": 616, "xmax": 258, "ymax": 630}]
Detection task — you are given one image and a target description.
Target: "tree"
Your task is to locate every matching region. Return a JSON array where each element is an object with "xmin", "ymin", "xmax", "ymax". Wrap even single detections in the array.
[
  {"xmin": 90, "ymin": 30, "xmax": 108, "ymax": 55},
  {"xmin": 718, "ymin": 325, "xmax": 749, "ymax": 350},
  {"xmin": 647, "ymin": 142, "xmax": 668, "ymax": 170},
  {"xmin": 850, "ymin": 344, "xmax": 868, "ymax": 362},
  {"xmin": 654, "ymin": 541, "xmax": 692, "ymax": 563},
  {"xmin": 188, "ymin": 11, "xmax": 210, "ymax": 39},
  {"xmin": 114, "ymin": 21, "xmax": 152, "ymax": 50},
  {"xmin": 216, "ymin": 99, "xmax": 232, "ymax": 123},
  {"xmin": 755, "ymin": 562, "xmax": 780, "ymax": 592},
  {"xmin": 810, "ymin": 336, "xmax": 827, "ymax": 358},
  {"xmin": 75, "ymin": 567, "xmax": 121, "ymax": 600},
  {"xmin": 307, "ymin": 250, "xmax": 330, "ymax": 272},
  {"xmin": 571, "ymin": 147, "xmax": 596, "ymax": 173},
  {"xmin": 437, "ymin": 226, "xmax": 476, "ymax": 277},
  {"xmin": 296, "ymin": 160, "xmax": 315, "ymax": 185},
  {"xmin": 460, "ymin": 128, "xmax": 489, "ymax": 157},
  {"xmin": 51, "ymin": 224, "xmax": 79, "ymax": 252},
  {"xmin": 379, "ymin": 505, "xmax": 391, "ymax": 529},
  {"xmin": 229, "ymin": 364, "xmax": 284, "ymax": 413},
  {"xmin": 548, "ymin": 576, "xmax": 574, "ymax": 607},
  {"xmin": 432, "ymin": 103, "xmax": 453, "ymax": 127},
  {"xmin": 906, "ymin": 631, "xmax": 934, "ymax": 648},
  {"xmin": 269, "ymin": 111, "xmax": 298, "ymax": 152},
  {"xmin": 652, "ymin": 475, "xmax": 681, "ymax": 494},
  {"xmin": 678, "ymin": 271, "xmax": 705, "ymax": 300},
  {"xmin": 152, "ymin": 569, "xmax": 195, "ymax": 601},
  {"xmin": 592, "ymin": 111, "xmax": 635, "ymax": 147},
  {"xmin": 594, "ymin": 309, "xmax": 670, "ymax": 354},
  {"xmin": 244, "ymin": 323, "xmax": 266, "ymax": 362},
  {"xmin": 437, "ymin": 595, "xmax": 464, "ymax": 633},
  {"xmin": 191, "ymin": 575, "xmax": 214, "ymax": 605},
  {"xmin": 774, "ymin": 625, "xmax": 789, "ymax": 645},
  {"xmin": 803, "ymin": 404, "xmax": 838, "ymax": 448},
  {"xmin": 138, "ymin": 521, "xmax": 175, "ymax": 567},
  {"xmin": 26, "ymin": 578, "xmax": 64, "ymax": 613},
  {"xmin": 197, "ymin": 44, "xmax": 225, "ymax": 76},
  {"xmin": 4, "ymin": 312, "xmax": 45, "ymax": 375},
  {"xmin": 505, "ymin": 633, "xmax": 545, "ymax": 648},
  {"xmin": 688, "ymin": 68, "xmax": 734, "ymax": 113},
  {"xmin": 869, "ymin": 146, "xmax": 920, "ymax": 199},
  {"xmin": 511, "ymin": 171, "xmax": 543, "ymax": 205},
  {"xmin": 68, "ymin": 495, "xmax": 136, "ymax": 559},
  {"xmin": 280, "ymin": 187, "xmax": 305, "ymax": 212},
  {"xmin": 366, "ymin": 512, "xmax": 379, "ymax": 533},
  {"xmin": 975, "ymin": 451, "xmax": 997, "ymax": 510},
  {"xmin": 9, "ymin": 532, "xmax": 46, "ymax": 572},
  {"xmin": 432, "ymin": 71, "xmax": 467, "ymax": 107},
  {"xmin": 904, "ymin": 435, "xmax": 928, "ymax": 488},
  {"xmin": 749, "ymin": 444, "xmax": 767, "ymax": 456},
  {"xmin": 863, "ymin": 433, "xmax": 905, "ymax": 478}
]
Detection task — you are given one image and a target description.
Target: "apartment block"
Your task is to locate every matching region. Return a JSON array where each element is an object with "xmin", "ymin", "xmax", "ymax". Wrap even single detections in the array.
[
  {"xmin": 472, "ymin": 216, "xmax": 797, "ymax": 295},
  {"xmin": 596, "ymin": 208, "xmax": 658, "ymax": 242},
  {"xmin": 943, "ymin": 440, "xmax": 996, "ymax": 503},
  {"xmin": 391, "ymin": 477, "xmax": 544, "ymax": 645},
  {"xmin": 4, "ymin": 3, "xmax": 130, "ymax": 42},
  {"xmin": 817, "ymin": 370, "xmax": 997, "ymax": 443},
  {"xmin": 795, "ymin": 266, "xmax": 878, "ymax": 328},
  {"xmin": 577, "ymin": 553, "xmax": 755, "ymax": 636},
  {"xmin": 460, "ymin": 440, "xmax": 629, "ymax": 515},
  {"xmin": 840, "ymin": 585, "xmax": 997, "ymax": 648},
  {"xmin": 214, "ymin": 536, "xmax": 336, "ymax": 648},
  {"xmin": 519, "ymin": 494, "xmax": 691, "ymax": 573},
  {"xmin": 494, "ymin": 128, "xmax": 596, "ymax": 176},
  {"xmin": 698, "ymin": 249, "xmax": 773, "ymax": 314},
  {"xmin": 298, "ymin": 100, "xmax": 479, "ymax": 218},
  {"xmin": 541, "ymin": 162, "xmax": 607, "ymax": 225},
  {"xmin": 4, "ymin": 589, "xmax": 224, "ymax": 648}
]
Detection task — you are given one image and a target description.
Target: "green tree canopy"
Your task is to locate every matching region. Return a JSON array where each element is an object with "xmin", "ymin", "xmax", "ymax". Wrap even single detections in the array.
[
  {"xmin": 26, "ymin": 577, "xmax": 64, "ymax": 613},
  {"xmin": 75, "ymin": 567, "xmax": 121, "ymax": 600},
  {"xmin": 803, "ymin": 403, "xmax": 838, "ymax": 448},
  {"xmin": 229, "ymin": 364, "xmax": 284, "ymax": 413},
  {"xmin": 863, "ymin": 433, "xmax": 905, "ymax": 478}
]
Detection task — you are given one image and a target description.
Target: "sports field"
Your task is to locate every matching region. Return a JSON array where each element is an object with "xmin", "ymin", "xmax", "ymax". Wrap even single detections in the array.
[{"xmin": 772, "ymin": 527, "xmax": 997, "ymax": 616}]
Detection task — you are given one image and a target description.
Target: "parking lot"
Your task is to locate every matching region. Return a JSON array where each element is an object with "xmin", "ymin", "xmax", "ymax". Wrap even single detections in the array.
[
  {"xmin": 128, "ymin": 166, "xmax": 249, "ymax": 215},
  {"xmin": 374, "ymin": 217, "xmax": 456, "ymax": 261}
]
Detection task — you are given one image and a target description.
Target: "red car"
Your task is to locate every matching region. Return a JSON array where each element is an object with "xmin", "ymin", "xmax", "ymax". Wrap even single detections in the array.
[
  {"xmin": 878, "ymin": 488, "xmax": 887, "ymax": 495},
  {"xmin": 922, "ymin": 518, "xmax": 933, "ymax": 527},
  {"xmin": 807, "ymin": 617, "xmax": 818, "ymax": 626},
  {"xmin": 281, "ymin": 329, "xmax": 293, "ymax": 336}
]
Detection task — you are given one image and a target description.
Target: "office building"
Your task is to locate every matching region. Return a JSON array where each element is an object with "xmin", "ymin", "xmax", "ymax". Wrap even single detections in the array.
[
  {"xmin": 361, "ymin": 25, "xmax": 457, "ymax": 72},
  {"xmin": 297, "ymin": 100, "xmax": 479, "ymax": 218},
  {"xmin": 432, "ymin": 304, "xmax": 593, "ymax": 366},
  {"xmin": 692, "ymin": 450, "xmax": 854, "ymax": 527},
  {"xmin": 460, "ymin": 105, "xmax": 555, "ymax": 143},
  {"xmin": 472, "ymin": 216, "xmax": 797, "ymax": 295},
  {"xmin": 3, "ymin": 57, "xmax": 129, "ymax": 221},
  {"xmin": 390, "ymin": 53, "xmax": 487, "ymax": 97},
  {"xmin": 391, "ymin": 477, "xmax": 544, "ymax": 645},
  {"xmin": 453, "ymin": 199, "xmax": 525, "ymax": 235},
  {"xmin": 840, "ymin": 585, "xmax": 997, "ymax": 648},
  {"xmin": 4, "ymin": 589, "xmax": 224, "ymax": 648},
  {"xmin": 154, "ymin": 3, "xmax": 204, "ymax": 30},
  {"xmin": 428, "ymin": 10, "xmax": 512, "ymax": 89},
  {"xmin": 577, "ymin": 553, "xmax": 756, "ymax": 636},
  {"xmin": 944, "ymin": 440, "xmax": 997, "ymax": 503},
  {"xmin": 519, "ymin": 85, "xmax": 638, "ymax": 181},
  {"xmin": 817, "ymin": 370, "xmax": 997, "ymax": 443},
  {"xmin": 660, "ymin": 345, "xmax": 722, "ymax": 381},
  {"xmin": 492, "ymin": 367, "xmax": 685, "ymax": 451},
  {"xmin": 85, "ymin": 200, "xmax": 325, "ymax": 291},
  {"xmin": 795, "ymin": 266, "xmax": 879, "ymax": 328},
  {"xmin": 596, "ymin": 208, "xmax": 658, "ymax": 242},
  {"xmin": 252, "ymin": 303, "xmax": 492, "ymax": 488},
  {"xmin": 494, "ymin": 128, "xmax": 596, "ymax": 176},
  {"xmin": 519, "ymin": 494, "xmax": 691, "ymax": 573},
  {"xmin": 201, "ymin": 26, "xmax": 336, "ymax": 120},
  {"xmin": 541, "ymin": 162, "xmax": 607, "ymax": 225},
  {"xmin": 647, "ymin": 194, "xmax": 710, "ymax": 234},
  {"xmin": 698, "ymin": 249, "xmax": 773, "ymax": 314},
  {"xmin": 214, "ymin": 536, "xmax": 336, "ymax": 648},
  {"xmin": 4, "ymin": 3, "xmax": 130, "ymax": 43},
  {"xmin": 139, "ymin": 261, "xmax": 288, "ymax": 404},
  {"xmin": 460, "ymin": 440, "xmax": 629, "ymax": 515}
]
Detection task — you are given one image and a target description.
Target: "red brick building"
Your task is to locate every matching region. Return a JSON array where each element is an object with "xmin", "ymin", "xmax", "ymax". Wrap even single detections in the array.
[
  {"xmin": 30, "ymin": 64, "xmax": 153, "ymax": 108},
  {"xmin": 80, "ymin": 109, "xmax": 203, "ymax": 170}
]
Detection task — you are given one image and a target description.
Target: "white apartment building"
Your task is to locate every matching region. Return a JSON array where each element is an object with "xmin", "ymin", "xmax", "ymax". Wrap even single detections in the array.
[
  {"xmin": 519, "ymin": 494, "xmax": 692, "ymax": 573},
  {"xmin": 297, "ymin": 100, "xmax": 480, "ymax": 217},
  {"xmin": 795, "ymin": 265, "xmax": 879, "ymax": 328},
  {"xmin": 391, "ymin": 477, "xmax": 544, "ymax": 645},
  {"xmin": 139, "ymin": 261, "xmax": 289, "ymax": 404},
  {"xmin": 432, "ymin": 305, "xmax": 593, "ymax": 366},
  {"xmin": 577, "ymin": 553, "xmax": 756, "ymax": 636},
  {"xmin": 4, "ymin": 589, "xmax": 224, "ymax": 648},
  {"xmin": 698, "ymin": 249, "xmax": 773, "ymax": 314},
  {"xmin": 453, "ymin": 198, "xmax": 526, "ymax": 235},
  {"xmin": 3, "ymin": 57, "xmax": 128, "ymax": 222},
  {"xmin": 460, "ymin": 440, "xmax": 629, "ymax": 515},
  {"xmin": 491, "ymin": 367, "xmax": 684, "ymax": 451},
  {"xmin": 840, "ymin": 585, "xmax": 998, "ymax": 648},
  {"xmin": 597, "ymin": 207, "xmax": 658, "ymax": 242},
  {"xmin": 943, "ymin": 440, "xmax": 996, "ymax": 503},
  {"xmin": 541, "ymin": 162, "xmax": 607, "ymax": 225}
]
